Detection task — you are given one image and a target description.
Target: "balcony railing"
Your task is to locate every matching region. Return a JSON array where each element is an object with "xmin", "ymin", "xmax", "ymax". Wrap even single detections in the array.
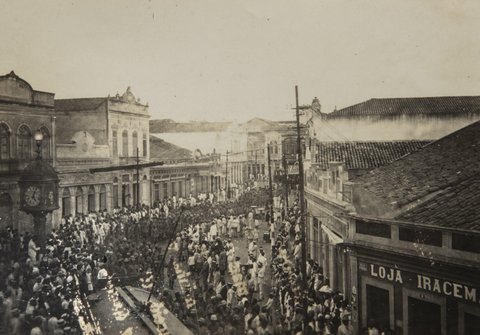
[{"xmin": 0, "ymin": 158, "xmax": 54, "ymax": 174}]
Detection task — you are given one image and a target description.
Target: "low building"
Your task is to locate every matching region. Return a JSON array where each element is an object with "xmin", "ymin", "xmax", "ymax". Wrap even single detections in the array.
[
  {"xmin": 344, "ymin": 121, "xmax": 480, "ymax": 334},
  {"xmin": 305, "ymin": 140, "xmax": 430, "ymax": 294},
  {"xmin": 149, "ymin": 136, "xmax": 224, "ymax": 202}
]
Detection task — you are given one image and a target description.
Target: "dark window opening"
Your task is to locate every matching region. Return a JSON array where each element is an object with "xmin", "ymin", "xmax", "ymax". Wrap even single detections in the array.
[
  {"xmin": 356, "ymin": 220, "xmax": 391, "ymax": 238},
  {"xmin": 452, "ymin": 233, "xmax": 480, "ymax": 254},
  {"xmin": 399, "ymin": 227, "xmax": 442, "ymax": 247}
]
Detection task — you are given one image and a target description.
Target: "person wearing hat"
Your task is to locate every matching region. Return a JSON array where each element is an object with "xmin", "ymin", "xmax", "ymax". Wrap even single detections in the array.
[
  {"xmin": 338, "ymin": 312, "xmax": 354, "ymax": 335},
  {"xmin": 209, "ymin": 313, "xmax": 225, "ymax": 335},
  {"xmin": 323, "ymin": 314, "xmax": 334, "ymax": 334},
  {"xmin": 197, "ymin": 317, "xmax": 211, "ymax": 335},
  {"xmin": 256, "ymin": 258, "xmax": 266, "ymax": 301}
]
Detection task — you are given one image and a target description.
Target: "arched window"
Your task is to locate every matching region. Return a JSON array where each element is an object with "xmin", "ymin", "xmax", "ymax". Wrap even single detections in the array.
[
  {"xmin": 18, "ymin": 125, "xmax": 31, "ymax": 160},
  {"xmin": 61, "ymin": 188, "xmax": 71, "ymax": 217},
  {"xmin": 132, "ymin": 131, "xmax": 138, "ymax": 156},
  {"xmin": 75, "ymin": 187, "xmax": 83, "ymax": 215},
  {"xmin": 122, "ymin": 130, "xmax": 128, "ymax": 157},
  {"xmin": 99, "ymin": 185, "xmax": 107, "ymax": 211},
  {"xmin": 39, "ymin": 127, "xmax": 51, "ymax": 159},
  {"xmin": 273, "ymin": 141, "xmax": 278, "ymax": 154},
  {"xmin": 112, "ymin": 130, "xmax": 118, "ymax": 157},
  {"xmin": 0, "ymin": 123, "xmax": 10, "ymax": 160},
  {"xmin": 142, "ymin": 133, "xmax": 147, "ymax": 157},
  {"xmin": 87, "ymin": 186, "xmax": 95, "ymax": 212}
]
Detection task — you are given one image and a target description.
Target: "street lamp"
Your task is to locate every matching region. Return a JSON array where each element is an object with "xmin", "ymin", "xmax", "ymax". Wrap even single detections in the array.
[{"xmin": 34, "ymin": 129, "xmax": 43, "ymax": 159}]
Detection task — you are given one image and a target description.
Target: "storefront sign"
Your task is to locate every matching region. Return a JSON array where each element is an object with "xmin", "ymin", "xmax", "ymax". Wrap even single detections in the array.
[
  {"xmin": 361, "ymin": 262, "xmax": 480, "ymax": 304},
  {"xmin": 369, "ymin": 263, "xmax": 403, "ymax": 284}
]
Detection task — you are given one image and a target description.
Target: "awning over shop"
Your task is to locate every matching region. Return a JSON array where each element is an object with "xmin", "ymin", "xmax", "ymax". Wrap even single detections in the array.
[{"xmin": 321, "ymin": 224, "xmax": 343, "ymax": 245}]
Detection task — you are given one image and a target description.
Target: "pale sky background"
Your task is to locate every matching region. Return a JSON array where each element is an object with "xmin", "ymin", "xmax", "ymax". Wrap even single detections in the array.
[{"xmin": 1, "ymin": 0, "xmax": 479, "ymax": 122}]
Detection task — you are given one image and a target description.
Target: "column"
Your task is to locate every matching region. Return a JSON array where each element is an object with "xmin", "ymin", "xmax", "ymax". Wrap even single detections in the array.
[
  {"xmin": 308, "ymin": 215, "xmax": 314, "ymax": 260},
  {"xmin": 329, "ymin": 243, "xmax": 337, "ymax": 290},
  {"xmin": 94, "ymin": 185, "xmax": 100, "ymax": 213},
  {"xmin": 321, "ymin": 229, "xmax": 327, "ymax": 275},
  {"xmin": 106, "ymin": 184, "xmax": 112, "ymax": 213},
  {"xmin": 69, "ymin": 192, "xmax": 76, "ymax": 217},
  {"xmin": 82, "ymin": 186, "xmax": 89, "ymax": 214}
]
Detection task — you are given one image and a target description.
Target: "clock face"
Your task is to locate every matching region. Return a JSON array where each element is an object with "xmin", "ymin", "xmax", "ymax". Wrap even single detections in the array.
[{"xmin": 25, "ymin": 186, "xmax": 41, "ymax": 206}]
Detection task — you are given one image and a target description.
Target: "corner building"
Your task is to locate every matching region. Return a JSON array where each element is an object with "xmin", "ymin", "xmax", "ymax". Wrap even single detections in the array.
[
  {"xmin": 0, "ymin": 71, "xmax": 56, "ymax": 232},
  {"xmin": 53, "ymin": 87, "xmax": 151, "ymax": 227},
  {"xmin": 345, "ymin": 121, "xmax": 480, "ymax": 335}
]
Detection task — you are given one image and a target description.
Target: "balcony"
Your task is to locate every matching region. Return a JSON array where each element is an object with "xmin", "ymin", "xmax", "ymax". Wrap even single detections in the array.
[{"xmin": 0, "ymin": 158, "xmax": 53, "ymax": 175}]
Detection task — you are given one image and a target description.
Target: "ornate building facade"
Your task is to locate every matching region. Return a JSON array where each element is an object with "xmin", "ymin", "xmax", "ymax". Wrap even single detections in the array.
[
  {"xmin": 0, "ymin": 71, "xmax": 155, "ymax": 232},
  {"xmin": 0, "ymin": 71, "xmax": 56, "ymax": 232},
  {"xmin": 53, "ymin": 87, "xmax": 151, "ymax": 227}
]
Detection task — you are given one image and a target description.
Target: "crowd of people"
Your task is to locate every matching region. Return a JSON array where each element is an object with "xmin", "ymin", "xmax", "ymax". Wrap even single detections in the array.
[
  {"xmin": 0, "ymin": 182, "xmax": 362, "ymax": 334},
  {"xmin": 163, "ymin": 193, "xmax": 357, "ymax": 335}
]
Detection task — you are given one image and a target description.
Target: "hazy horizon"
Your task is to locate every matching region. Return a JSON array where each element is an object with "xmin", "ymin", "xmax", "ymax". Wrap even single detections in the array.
[{"xmin": 2, "ymin": 0, "xmax": 479, "ymax": 122}]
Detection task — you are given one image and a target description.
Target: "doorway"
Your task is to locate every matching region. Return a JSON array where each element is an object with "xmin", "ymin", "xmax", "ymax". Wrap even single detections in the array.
[
  {"xmin": 403, "ymin": 288, "xmax": 446, "ymax": 335},
  {"xmin": 366, "ymin": 284, "xmax": 390, "ymax": 332},
  {"xmin": 408, "ymin": 297, "xmax": 441, "ymax": 335}
]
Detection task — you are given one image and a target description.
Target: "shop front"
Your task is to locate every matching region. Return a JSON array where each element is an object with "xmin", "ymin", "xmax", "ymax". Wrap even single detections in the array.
[{"xmin": 356, "ymin": 256, "xmax": 480, "ymax": 335}]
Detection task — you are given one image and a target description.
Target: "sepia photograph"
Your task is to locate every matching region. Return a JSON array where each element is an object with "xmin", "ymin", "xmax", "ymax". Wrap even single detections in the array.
[{"xmin": 0, "ymin": 0, "xmax": 479, "ymax": 334}]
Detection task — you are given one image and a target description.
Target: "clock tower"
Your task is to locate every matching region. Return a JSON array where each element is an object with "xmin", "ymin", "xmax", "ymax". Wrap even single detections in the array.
[{"xmin": 18, "ymin": 130, "xmax": 59, "ymax": 251}]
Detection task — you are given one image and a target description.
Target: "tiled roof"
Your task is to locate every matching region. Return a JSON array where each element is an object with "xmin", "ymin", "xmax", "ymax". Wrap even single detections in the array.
[
  {"xmin": 55, "ymin": 98, "xmax": 106, "ymax": 112},
  {"xmin": 355, "ymin": 121, "xmax": 480, "ymax": 228},
  {"xmin": 150, "ymin": 135, "xmax": 191, "ymax": 161},
  {"xmin": 329, "ymin": 96, "xmax": 480, "ymax": 117},
  {"xmin": 315, "ymin": 141, "xmax": 430, "ymax": 170},
  {"xmin": 397, "ymin": 175, "xmax": 480, "ymax": 230}
]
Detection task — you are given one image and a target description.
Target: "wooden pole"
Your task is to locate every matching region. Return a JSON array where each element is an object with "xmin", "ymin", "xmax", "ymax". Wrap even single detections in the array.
[
  {"xmin": 147, "ymin": 208, "xmax": 185, "ymax": 302},
  {"xmin": 136, "ymin": 147, "xmax": 140, "ymax": 209},
  {"xmin": 295, "ymin": 85, "xmax": 307, "ymax": 290},
  {"xmin": 282, "ymin": 152, "xmax": 289, "ymax": 218},
  {"xmin": 267, "ymin": 144, "xmax": 274, "ymax": 223}
]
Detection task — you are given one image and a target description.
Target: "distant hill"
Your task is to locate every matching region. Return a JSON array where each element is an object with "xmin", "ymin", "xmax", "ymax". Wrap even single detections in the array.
[{"xmin": 150, "ymin": 119, "xmax": 232, "ymax": 133}]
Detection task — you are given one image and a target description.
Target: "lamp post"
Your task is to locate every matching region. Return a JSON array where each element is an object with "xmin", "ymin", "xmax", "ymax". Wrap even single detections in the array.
[{"xmin": 19, "ymin": 129, "xmax": 59, "ymax": 252}]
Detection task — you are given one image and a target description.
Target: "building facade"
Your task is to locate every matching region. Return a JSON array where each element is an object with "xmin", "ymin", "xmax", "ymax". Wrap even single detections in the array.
[
  {"xmin": 53, "ymin": 88, "xmax": 151, "ymax": 227},
  {"xmin": 305, "ymin": 141, "xmax": 430, "ymax": 294},
  {"xmin": 343, "ymin": 121, "xmax": 480, "ymax": 334},
  {"xmin": 0, "ymin": 71, "xmax": 56, "ymax": 232},
  {"xmin": 305, "ymin": 97, "xmax": 480, "ymax": 334}
]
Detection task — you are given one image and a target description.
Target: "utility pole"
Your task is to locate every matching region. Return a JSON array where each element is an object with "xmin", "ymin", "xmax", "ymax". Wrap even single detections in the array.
[
  {"xmin": 295, "ymin": 85, "xmax": 307, "ymax": 291},
  {"xmin": 226, "ymin": 150, "xmax": 229, "ymax": 199},
  {"xmin": 282, "ymin": 152, "xmax": 289, "ymax": 218},
  {"xmin": 267, "ymin": 144, "xmax": 274, "ymax": 224},
  {"xmin": 148, "ymin": 208, "xmax": 185, "ymax": 302},
  {"xmin": 255, "ymin": 151, "xmax": 258, "ymax": 180},
  {"xmin": 136, "ymin": 147, "xmax": 140, "ymax": 209}
]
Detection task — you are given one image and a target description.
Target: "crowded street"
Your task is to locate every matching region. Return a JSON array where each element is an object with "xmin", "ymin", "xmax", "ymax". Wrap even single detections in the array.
[
  {"xmin": 1, "ymin": 2, "xmax": 480, "ymax": 334},
  {"xmin": 0, "ymin": 184, "xmax": 355, "ymax": 335}
]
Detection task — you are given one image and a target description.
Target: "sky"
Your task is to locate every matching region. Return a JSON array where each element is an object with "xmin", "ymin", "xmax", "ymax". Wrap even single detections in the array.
[{"xmin": 1, "ymin": 0, "xmax": 479, "ymax": 122}]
